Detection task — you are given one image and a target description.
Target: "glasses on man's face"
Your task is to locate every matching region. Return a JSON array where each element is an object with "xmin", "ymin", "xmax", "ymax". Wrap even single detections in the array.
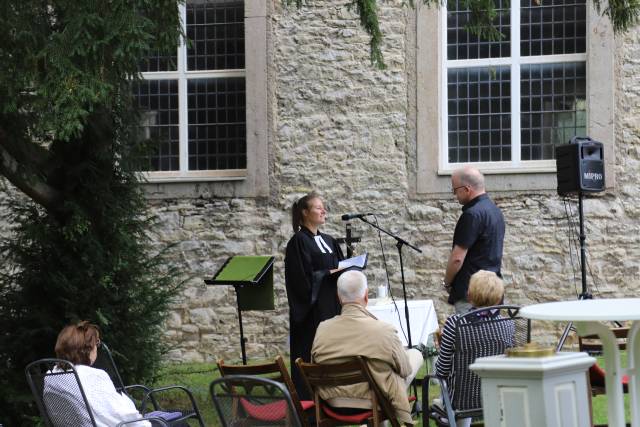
[{"xmin": 452, "ymin": 185, "xmax": 467, "ymax": 195}]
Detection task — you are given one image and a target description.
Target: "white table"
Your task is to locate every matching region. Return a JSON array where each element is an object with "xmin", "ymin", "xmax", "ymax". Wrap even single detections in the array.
[
  {"xmin": 367, "ymin": 299, "xmax": 439, "ymax": 347},
  {"xmin": 520, "ymin": 298, "xmax": 640, "ymax": 427}
]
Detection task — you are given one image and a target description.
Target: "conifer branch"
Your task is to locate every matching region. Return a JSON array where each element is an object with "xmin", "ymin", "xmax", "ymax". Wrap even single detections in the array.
[{"xmin": 285, "ymin": 0, "xmax": 640, "ymax": 69}]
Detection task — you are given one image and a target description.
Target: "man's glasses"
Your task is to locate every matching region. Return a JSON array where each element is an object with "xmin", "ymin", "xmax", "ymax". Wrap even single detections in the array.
[{"xmin": 452, "ymin": 185, "xmax": 467, "ymax": 194}]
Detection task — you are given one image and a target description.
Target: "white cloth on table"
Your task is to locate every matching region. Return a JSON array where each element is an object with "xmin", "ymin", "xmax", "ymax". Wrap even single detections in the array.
[{"xmin": 367, "ymin": 299, "xmax": 439, "ymax": 347}]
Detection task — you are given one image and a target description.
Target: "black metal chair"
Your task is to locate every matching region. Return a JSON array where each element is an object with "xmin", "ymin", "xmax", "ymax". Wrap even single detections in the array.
[
  {"xmin": 424, "ymin": 305, "xmax": 530, "ymax": 426},
  {"xmin": 218, "ymin": 355, "xmax": 314, "ymax": 427},
  {"xmin": 91, "ymin": 342, "xmax": 206, "ymax": 427},
  {"xmin": 210, "ymin": 374, "xmax": 304, "ymax": 427},
  {"xmin": 25, "ymin": 358, "xmax": 171, "ymax": 427}
]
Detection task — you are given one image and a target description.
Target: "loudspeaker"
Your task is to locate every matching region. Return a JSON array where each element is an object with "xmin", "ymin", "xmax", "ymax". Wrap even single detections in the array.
[{"xmin": 556, "ymin": 136, "xmax": 605, "ymax": 196}]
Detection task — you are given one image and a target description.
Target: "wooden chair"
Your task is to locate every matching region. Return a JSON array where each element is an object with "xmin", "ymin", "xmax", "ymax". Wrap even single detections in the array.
[
  {"xmin": 217, "ymin": 355, "xmax": 313, "ymax": 427},
  {"xmin": 210, "ymin": 375, "xmax": 304, "ymax": 427},
  {"xmin": 578, "ymin": 326, "xmax": 630, "ymax": 395},
  {"xmin": 295, "ymin": 356, "xmax": 402, "ymax": 427},
  {"xmin": 425, "ymin": 305, "xmax": 530, "ymax": 426}
]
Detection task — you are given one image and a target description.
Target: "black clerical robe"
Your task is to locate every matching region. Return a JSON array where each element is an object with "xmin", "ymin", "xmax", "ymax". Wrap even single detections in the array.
[{"xmin": 284, "ymin": 226, "xmax": 344, "ymax": 399}]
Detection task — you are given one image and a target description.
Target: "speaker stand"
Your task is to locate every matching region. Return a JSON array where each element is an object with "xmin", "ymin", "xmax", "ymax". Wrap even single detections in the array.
[{"xmin": 556, "ymin": 191, "xmax": 592, "ymax": 352}]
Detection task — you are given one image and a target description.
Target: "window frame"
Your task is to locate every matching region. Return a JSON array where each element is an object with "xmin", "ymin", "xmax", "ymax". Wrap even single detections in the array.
[
  {"xmin": 414, "ymin": 1, "xmax": 615, "ymax": 195},
  {"xmin": 139, "ymin": 0, "xmax": 269, "ymax": 198},
  {"xmin": 439, "ymin": 0, "xmax": 587, "ymax": 174}
]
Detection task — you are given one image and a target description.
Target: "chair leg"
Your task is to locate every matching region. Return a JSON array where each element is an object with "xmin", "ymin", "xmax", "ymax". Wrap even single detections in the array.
[
  {"xmin": 422, "ymin": 378, "xmax": 429, "ymax": 427},
  {"xmin": 586, "ymin": 371, "xmax": 594, "ymax": 427},
  {"xmin": 371, "ymin": 392, "xmax": 380, "ymax": 427}
]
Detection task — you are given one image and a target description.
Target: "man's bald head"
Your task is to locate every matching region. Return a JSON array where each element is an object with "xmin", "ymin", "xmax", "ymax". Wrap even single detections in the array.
[
  {"xmin": 453, "ymin": 166, "xmax": 485, "ymax": 191},
  {"xmin": 451, "ymin": 166, "xmax": 486, "ymax": 205}
]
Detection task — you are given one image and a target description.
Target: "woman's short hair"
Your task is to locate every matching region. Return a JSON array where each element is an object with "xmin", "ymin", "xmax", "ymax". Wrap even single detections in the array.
[
  {"xmin": 467, "ymin": 270, "xmax": 504, "ymax": 308},
  {"xmin": 291, "ymin": 191, "xmax": 321, "ymax": 232},
  {"xmin": 54, "ymin": 321, "xmax": 100, "ymax": 366}
]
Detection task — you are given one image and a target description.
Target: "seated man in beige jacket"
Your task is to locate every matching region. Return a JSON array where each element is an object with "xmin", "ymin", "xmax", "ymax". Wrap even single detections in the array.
[{"xmin": 311, "ymin": 270, "xmax": 423, "ymax": 425}]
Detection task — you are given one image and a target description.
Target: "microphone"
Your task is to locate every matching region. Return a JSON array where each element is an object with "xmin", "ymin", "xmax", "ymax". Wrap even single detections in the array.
[{"xmin": 341, "ymin": 213, "xmax": 374, "ymax": 221}]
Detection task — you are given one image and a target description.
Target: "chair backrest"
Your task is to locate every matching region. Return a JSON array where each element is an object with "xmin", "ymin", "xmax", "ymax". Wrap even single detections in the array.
[
  {"xmin": 91, "ymin": 342, "xmax": 127, "ymax": 392},
  {"xmin": 25, "ymin": 358, "xmax": 98, "ymax": 427},
  {"xmin": 217, "ymin": 355, "xmax": 309, "ymax": 427},
  {"xmin": 579, "ymin": 326, "xmax": 629, "ymax": 355},
  {"xmin": 210, "ymin": 374, "xmax": 303, "ymax": 427},
  {"xmin": 578, "ymin": 325, "xmax": 630, "ymax": 394},
  {"xmin": 451, "ymin": 305, "xmax": 529, "ymax": 411},
  {"xmin": 295, "ymin": 356, "xmax": 400, "ymax": 427}
]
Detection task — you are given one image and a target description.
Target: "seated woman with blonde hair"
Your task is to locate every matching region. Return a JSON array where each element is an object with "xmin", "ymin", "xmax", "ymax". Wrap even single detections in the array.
[
  {"xmin": 44, "ymin": 321, "xmax": 151, "ymax": 427},
  {"xmin": 434, "ymin": 270, "xmax": 513, "ymax": 427}
]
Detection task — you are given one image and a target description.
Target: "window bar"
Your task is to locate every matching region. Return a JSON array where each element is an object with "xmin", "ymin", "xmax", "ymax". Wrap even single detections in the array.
[
  {"xmin": 440, "ymin": 5, "xmax": 450, "ymax": 170},
  {"xmin": 510, "ymin": 0, "xmax": 521, "ymax": 166},
  {"xmin": 178, "ymin": 3, "xmax": 189, "ymax": 174}
]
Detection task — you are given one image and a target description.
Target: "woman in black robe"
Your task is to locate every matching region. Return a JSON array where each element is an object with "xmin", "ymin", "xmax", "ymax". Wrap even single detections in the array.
[{"xmin": 285, "ymin": 191, "xmax": 344, "ymax": 399}]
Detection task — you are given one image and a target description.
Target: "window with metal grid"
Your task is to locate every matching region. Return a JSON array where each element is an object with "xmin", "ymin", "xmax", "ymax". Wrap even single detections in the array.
[
  {"xmin": 133, "ymin": 80, "xmax": 180, "ymax": 171},
  {"xmin": 520, "ymin": 62, "xmax": 586, "ymax": 160},
  {"xmin": 187, "ymin": 0, "xmax": 245, "ymax": 70},
  {"xmin": 187, "ymin": 77, "xmax": 246, "ymax": 170},
  {"xmin": 134, "ymin": 0, "xmax": 246, "ymax": 175},
  {"xmin": 447, "ymin": 66, "xmax": 512, "ymax": 163},
  {"xmin": 443, "ymin": 0, "xmax": 587, "ymax": 169},
  {"xmin": 447, "ymin": 0, "xmax": 511, "ymax": 60}
]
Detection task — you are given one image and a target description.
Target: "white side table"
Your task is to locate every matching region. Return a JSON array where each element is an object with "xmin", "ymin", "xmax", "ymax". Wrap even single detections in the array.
[{"xmin": 520, "ymin": 298, "xmax": 640, "ymax": 427}]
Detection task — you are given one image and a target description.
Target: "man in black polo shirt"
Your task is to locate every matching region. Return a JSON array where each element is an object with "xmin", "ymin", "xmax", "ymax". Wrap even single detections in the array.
[{"xmin": 443, "ymin": 166, "xmax": 505, "ymax": 314}]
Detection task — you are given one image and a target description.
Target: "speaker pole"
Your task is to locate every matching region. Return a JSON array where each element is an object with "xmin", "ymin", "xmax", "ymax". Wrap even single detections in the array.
[
  {"xmin": 556, "ymin": 190, "xmax": 593, "ymax": 351},
  {"xmin": 578, "ymin": 191, "xmax": 590, "ymax": 299}
]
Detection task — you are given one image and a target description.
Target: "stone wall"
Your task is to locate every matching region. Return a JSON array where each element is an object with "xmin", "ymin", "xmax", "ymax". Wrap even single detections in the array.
[
  {"xmin": 1, "ymin": 1, "xmax": 640, "ymax": 362},
  {"xmin": 150, "ymin": 1, "xmax": 640, "ymax": 361}
]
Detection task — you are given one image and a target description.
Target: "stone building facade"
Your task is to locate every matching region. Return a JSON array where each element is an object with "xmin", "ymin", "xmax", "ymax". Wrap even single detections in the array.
[{"xmin": 2, "ymin": 0, "xmax": 640, "ymax": 362}]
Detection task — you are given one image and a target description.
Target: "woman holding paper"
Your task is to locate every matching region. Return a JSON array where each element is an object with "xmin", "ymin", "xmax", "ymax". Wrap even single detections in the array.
[{"xmin": 285, "ymin": 191, "xmax": 344, "ymax": 398}]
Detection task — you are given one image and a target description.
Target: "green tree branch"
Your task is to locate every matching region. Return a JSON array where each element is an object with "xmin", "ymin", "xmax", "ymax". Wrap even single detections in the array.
[{"xmin": 286, "ymin": 0, "xmax": 639, "ymax": 69}]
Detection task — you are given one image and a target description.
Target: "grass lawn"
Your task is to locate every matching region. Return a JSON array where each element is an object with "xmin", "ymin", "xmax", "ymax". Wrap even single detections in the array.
[{"xmin": 150, "ymin": 356, "xmax": 628, "ymax": 426}]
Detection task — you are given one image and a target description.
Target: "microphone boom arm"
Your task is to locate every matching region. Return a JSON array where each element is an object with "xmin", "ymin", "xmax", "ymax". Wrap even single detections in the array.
[
  {"xmin": 357, "ymin": 216, "xmax": 422, "ymax": 254},
  {"xmin": 355, "ymin": 215, "xmax": 421, "ymax": 353}
]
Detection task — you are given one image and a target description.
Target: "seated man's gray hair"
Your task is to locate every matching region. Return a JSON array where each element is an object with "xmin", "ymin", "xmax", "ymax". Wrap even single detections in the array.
[{"xmin": 337, "ymin": 270, "xmax": 368, "ymax": 303}]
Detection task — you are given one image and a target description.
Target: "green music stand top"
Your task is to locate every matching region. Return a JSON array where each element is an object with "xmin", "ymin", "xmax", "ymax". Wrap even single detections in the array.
[
  {"xmin": 206, "ymin": 256, "xmax": 274, "ymax": 286},
  {"xmin": 205, "ymin": 255, "xmax": 275, "ymax": 311}
]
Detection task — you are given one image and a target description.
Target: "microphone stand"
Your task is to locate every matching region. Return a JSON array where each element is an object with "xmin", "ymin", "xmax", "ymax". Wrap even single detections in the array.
[
  {"xmin": 357, "ymin": 216, "xmax": 423, "ymax": 348},
  {"xmin": 356, "ymin": 216, "xmax": 423, "ymax": 413}
]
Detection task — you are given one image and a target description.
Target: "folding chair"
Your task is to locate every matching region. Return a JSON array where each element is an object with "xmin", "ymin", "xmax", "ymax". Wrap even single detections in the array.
[
  {"xmin": 296, "ymin": 356, "xmax": 402, "ymax": 427},
  {"xmin": 217, "ymin": 355, "xmax": 314, "ymax": 427},
  {"xmin": 90, "ymin": 343, "xmax": 206, "ymax": 426},
  {"xmin": 425, "ymin": 305, "xmax": 530, "ymax": 426},
  {"xmin": 210, "ymin": 374, "xmax": 304, "ymax": 427},
  {"xmin": 25, "ymin": 358, "xmax": 170, "ymax": 427}
]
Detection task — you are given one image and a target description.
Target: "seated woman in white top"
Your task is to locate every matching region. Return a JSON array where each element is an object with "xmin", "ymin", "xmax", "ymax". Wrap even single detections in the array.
[{"xmin": 44, "ymin": 321, "xmax": 150, "ymax": 427}]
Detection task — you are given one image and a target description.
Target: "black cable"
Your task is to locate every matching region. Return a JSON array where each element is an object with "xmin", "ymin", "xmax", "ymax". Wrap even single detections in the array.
[
  {"xmin": 563, "ymin": 197, "xmax": 580, "ymax": 298},
  {"xmin": 372, "ymin": 215, "xmax": 393, "ymax": 295},
  {"xmin": 372, "ymin": 215, "xmax": 409, "ymax": 344},
  {"xmin": 584, "ymin": 247, "xmax": 602, "ymax": 296},
  {"xmin": 565, "ymin": 197, "xmax": 602, "ymax": 297}
]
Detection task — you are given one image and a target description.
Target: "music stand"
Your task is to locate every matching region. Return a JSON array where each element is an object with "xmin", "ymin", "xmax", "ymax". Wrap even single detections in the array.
[{"xmin": 205, "ymin": 256, "xmax": 275, "ymax": 364}]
